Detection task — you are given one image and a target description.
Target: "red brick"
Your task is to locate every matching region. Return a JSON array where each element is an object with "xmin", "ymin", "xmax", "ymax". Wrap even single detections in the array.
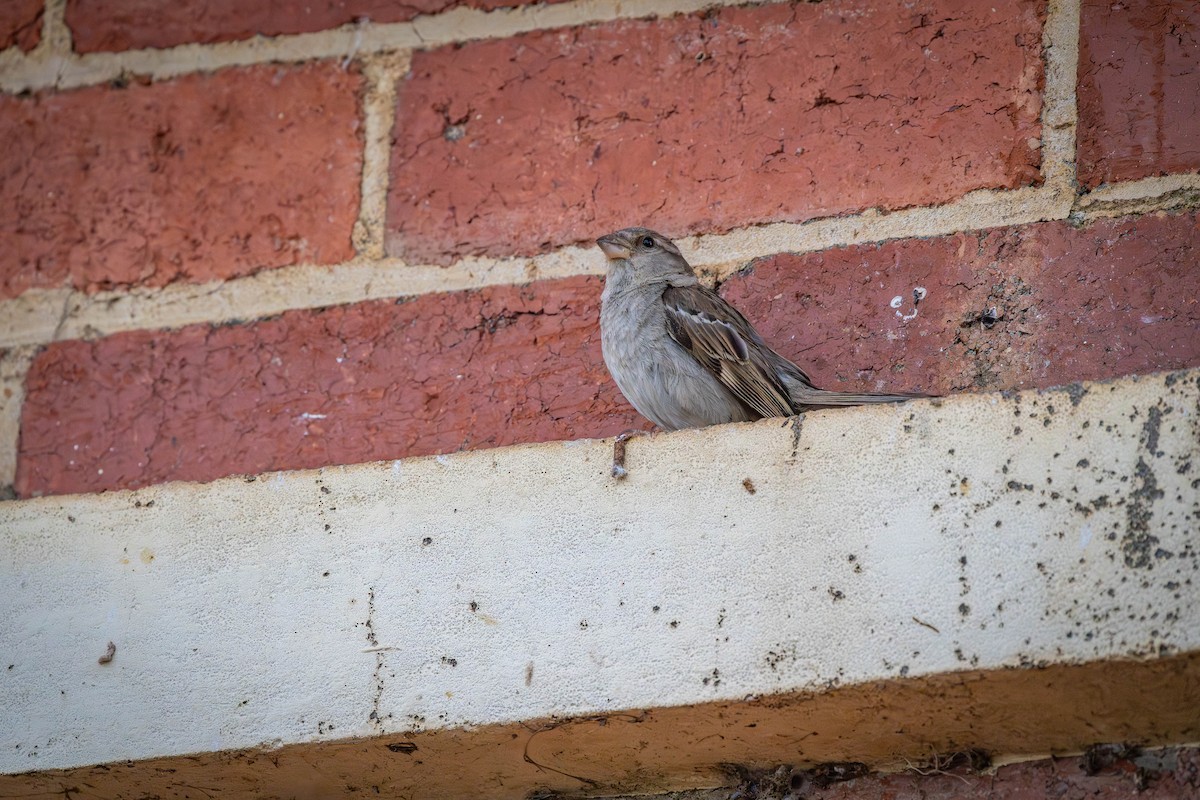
[
  {"xmin": 793, "ymin": 747, "xmax": 1198, "ymax": 798},
  {"xmin": 0, "ymin": 0, "xmax": 41, "ymax": 51},
  {"xmin": 15, "ymin": 276, "xmax": 642, "ymax": 497},
  {"xmin": 1078, "ymin": 0, "xmax": 1200, "ymax": 190},
  {"xmin": 721, "ymin": 212, "xmax": 1200, "ymax": 396},
  {"xmin": 386, "ymin": 0, "xmax": 1045, "ymax": 264},
  {"xmin": 0, "ymin": 62, "xmax": 363, "ymax": 299},
  {"xmin": 16, "ymin": 213, "xmax": 1199, "ymax": 497},
  {"xmin": 65, "ymin": 0, "xmax": 567, "ymax": 53}
]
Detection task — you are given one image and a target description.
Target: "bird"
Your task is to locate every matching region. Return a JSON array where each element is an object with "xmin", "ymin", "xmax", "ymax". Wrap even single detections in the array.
[{"xmin": 597, "ymin": 227, "xmax": 929, "ymax": 476}]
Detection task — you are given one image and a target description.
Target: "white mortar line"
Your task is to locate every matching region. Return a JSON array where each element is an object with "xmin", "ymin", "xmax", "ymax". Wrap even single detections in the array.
[
  {"xmin": 1039, "ymin": 0, "xmax": 1080, "ymax": 194},
  {"xmin": 0, "ymin": 347, "xmax": 35, "ymax": 495},
  {"xmin": 352, "ymin": 52, "xmax": 408, "ymax": 260},
  {"xmin": 40, "ymin": 0, "xmax": 71, "ymax": 56},
  {"xmin": 1074, "ymin": 173, "xmax": 1200, "ymax": 220},
  {"xmin": 0, "ymin": 0, "xmax": 750, "ymax": 93},
  {"xmin": 0, "ymin": 252, "xmax": 591, "ymax": 348},
  {"xmin": 684, "ymin": 185, "xmax": 1071, "ymax": 278}
]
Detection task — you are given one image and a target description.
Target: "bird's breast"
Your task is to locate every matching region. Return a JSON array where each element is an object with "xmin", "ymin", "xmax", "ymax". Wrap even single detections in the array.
[{"xmin": 599, "ymin": 286, "xmax": 754, "ymax": 430}]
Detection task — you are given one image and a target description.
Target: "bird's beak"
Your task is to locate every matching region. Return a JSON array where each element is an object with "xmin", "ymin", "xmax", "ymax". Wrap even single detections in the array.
[{"xmin": 597, "ymin": 234, "xmax": 631, "ymax": 260}]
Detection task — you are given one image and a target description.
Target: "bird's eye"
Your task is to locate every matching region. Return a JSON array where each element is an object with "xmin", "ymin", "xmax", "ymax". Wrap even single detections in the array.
[{"xmin": 641, "ymin": 236, "xmax": 655, "ymax": 248}]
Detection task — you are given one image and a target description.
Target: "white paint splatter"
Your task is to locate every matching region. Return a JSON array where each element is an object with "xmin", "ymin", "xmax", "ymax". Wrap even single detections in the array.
[
  {"xmin": 891, "ymin": 289, "xmax": 923, "ymax": 322},
  {"xmin": 1079, "ymin": 523, "xmax": 1093, "ymax": 550},
  {"xmin": 298, "ymin": 413, "xmax": 327, "ymax": 421}
]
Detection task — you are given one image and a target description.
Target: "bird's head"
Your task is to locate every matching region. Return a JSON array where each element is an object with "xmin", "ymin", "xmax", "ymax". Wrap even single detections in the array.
[{"xmin": 596, "ymin": 228, "xmax": 696, "ymax": 285}]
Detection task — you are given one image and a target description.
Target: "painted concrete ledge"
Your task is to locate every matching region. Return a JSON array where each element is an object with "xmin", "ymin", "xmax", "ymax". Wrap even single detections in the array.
[{"xmin": 1, "ymin": 369, "xmax": 1198, "ymax": 799}]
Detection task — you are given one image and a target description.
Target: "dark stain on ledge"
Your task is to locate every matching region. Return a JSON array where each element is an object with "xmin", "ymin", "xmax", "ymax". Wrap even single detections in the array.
[
  {"xmin": 1122, "ymin": 399, "xmax": 1173, "ymax": 570},
  {"xmin": 1064, "ymin": 382, "xmax": 1089, "ymax": 407},
  {"xmin": 1122, "ymin": 461, "xmax": 1161, "ymax": 569}
]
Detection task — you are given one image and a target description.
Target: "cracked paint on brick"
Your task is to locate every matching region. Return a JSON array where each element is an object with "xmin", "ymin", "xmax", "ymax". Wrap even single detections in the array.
[
  {"xmin": 0, "ymin": 0, "xmax": 42, "ymax": 52},
  {"xmin": 386, "ymin": 0, "xmax": 1045, "ymax": 264},
  {"xmin": 15, "ymin": 276, "xmax": 642, "ymax": 496},
  {"xmin": 0, "ymin": 62, "xmax": 364, "ymax": 299}
]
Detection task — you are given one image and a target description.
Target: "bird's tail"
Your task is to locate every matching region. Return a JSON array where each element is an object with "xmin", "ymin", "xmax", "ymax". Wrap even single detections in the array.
[
  {"xmin": 791, "ymin": 388, "xmax": 931, "ymax": 409},
  {"xmin": 780, "ymin": 369, "xmax": 931, "ymax": 410},
  {"xmin": 772, "ymin": 359, "xmax": 931, "ymax": 412}
]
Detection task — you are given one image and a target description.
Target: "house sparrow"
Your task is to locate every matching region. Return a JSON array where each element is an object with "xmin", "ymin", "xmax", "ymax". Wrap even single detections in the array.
[{"xmin": 598, "ymin": 227, "xmax": 928, "ymax": 476}]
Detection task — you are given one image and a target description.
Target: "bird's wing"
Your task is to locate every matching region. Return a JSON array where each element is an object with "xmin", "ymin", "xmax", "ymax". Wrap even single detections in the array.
[{"xmin": 661, "ymin": 284, "xmax": 797, "ymax": 419}]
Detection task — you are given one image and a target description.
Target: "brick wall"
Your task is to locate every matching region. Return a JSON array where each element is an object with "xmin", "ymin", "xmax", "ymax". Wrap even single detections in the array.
[
  {"xmin": 1, "ymin": 0, "xmax": 1198, "ymax": 503},
  {"xmin": 1, "ymin": 0, "xmax": 1199, "ymax": 791}
]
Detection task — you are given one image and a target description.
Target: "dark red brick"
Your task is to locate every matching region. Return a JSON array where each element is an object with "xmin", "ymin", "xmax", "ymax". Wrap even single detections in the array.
[
  {"xmin": 386, "ymin": 0, "xmax": 1045, "ymax": 264},
  {"xmin": 0, "ymin": 0, "xmax": 41, "ymax": 51},
  {"xmin": 721, "ymin": 211, "xmax": 1200, "ymax": 396},
  {"xmin": 793, "ymin": 747, "xmax": 1199, "ymax": 799},
  {"xmin": 65, "ymin": 0, "xmax": 568, "ymax": 53},
  {"xmin": 16, "ymin": 212, "xmax": 1199, "ymax": 497},
  {"xmin": 1078, "ymin": 0, "xmax": 1200, "ymax": 190},
  {"xmin": 0, "ymin": 62, "xmax": 363, "ymax": 299},
  {"xmin": 15, "ymin": 276, "xmax": 642, "ymax": 497}
]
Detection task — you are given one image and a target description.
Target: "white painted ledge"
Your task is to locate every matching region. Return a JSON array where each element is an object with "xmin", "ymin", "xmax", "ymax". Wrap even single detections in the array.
[{"xmin": 1, "ymin": 369, "xmax": 1198, "ymax": 798}]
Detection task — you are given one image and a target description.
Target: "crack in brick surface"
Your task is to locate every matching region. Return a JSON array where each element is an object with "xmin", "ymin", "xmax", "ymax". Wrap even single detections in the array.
[
  {"xmin": 0, "ymin": 62, "xmax": 365, "ymax": 299},
  {"xmin": 16, "ymin": 276, "xmax": 641, "ymax": 496},
  {"xmin": 0, "ymin": 0, "xmax": 42, "ymax": 51}
]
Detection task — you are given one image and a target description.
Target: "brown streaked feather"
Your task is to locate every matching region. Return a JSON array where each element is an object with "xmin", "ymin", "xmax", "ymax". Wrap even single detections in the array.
[{"xmin": 661, "ymin": 284, "xmax": 796, "ymax": 419}]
